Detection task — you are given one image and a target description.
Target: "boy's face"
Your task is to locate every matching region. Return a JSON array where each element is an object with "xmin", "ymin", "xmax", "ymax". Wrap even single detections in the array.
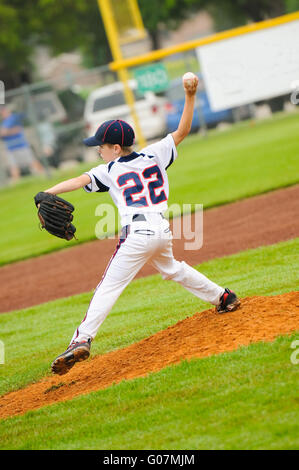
[{"xmin": 98, "ymin": 144, "xmax": 120, "ymax": 163}]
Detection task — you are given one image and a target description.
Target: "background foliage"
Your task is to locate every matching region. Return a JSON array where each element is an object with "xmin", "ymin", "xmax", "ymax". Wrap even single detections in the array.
[{"xmin": 1, "ymin": 0, "xmax": 299, "ymax": 85}]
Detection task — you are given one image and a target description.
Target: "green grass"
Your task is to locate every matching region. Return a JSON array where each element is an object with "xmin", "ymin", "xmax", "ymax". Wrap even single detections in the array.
[
  {"xmin": 0, "ymin": 238, "xmax": 298, "ymax": 397},
  {"xmin": 0, "ymin": 238, "xmax": 298, "ymax": 449},
  {"xmin": 0, "ymin": 111, "xmax": 298, "ymax": 266},
  {"xmin": 0, "ymin": 334, "xmax": 298, "ymax": 450}
]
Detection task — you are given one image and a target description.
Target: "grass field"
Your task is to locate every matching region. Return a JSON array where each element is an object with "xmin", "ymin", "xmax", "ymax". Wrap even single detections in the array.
[
  {"xmin": 0, "ymin": 333, "xmax": 298, "ymax": 450},
  {"xmin": 0, "ymin": 110, "xmax": 298, "ymax": 450},
  {"xmin": 0, "ymin": 111, "xmax": 298, "ymax": 266},
  {"xmin": 0, "ymin": 238, "xmax": 298, "ymax": 388},
  {"xmin": 0, "ymin": 335, "xmax": 299, "ymax": 450},
  {"xmin": 0, "ymin": 237, "xmax": 298, "ymax": 449}
]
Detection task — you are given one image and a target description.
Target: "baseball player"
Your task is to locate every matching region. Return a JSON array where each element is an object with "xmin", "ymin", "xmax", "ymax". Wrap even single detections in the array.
[{"xmin": 46, "ymin": 73, "xmax": 241, "ymax": 375}]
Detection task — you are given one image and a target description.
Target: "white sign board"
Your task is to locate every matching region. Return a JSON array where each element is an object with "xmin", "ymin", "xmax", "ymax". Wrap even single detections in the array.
[{"xmin": 197, "ymin": 20, "xmax": 299, "ymax": 111}]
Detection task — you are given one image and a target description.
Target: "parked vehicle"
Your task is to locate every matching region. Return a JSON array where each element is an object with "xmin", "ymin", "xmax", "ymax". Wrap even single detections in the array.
[
  {"xmin": 165, "ymin": 75, "xmax": 251, "ymax": 133},
  {"xmin": 84, "ymin": 80, "xmax": 167, "ymax": 142},
  {"xmin": 25, "ymin": 87, "xmax": 85, "ymax": 168}
]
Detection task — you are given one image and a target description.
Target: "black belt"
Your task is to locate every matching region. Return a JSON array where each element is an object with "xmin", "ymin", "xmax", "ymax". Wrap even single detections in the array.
[
  {"xmin": 132, "ymin": 213, "xmax": 164, "ymax": 222},
  {"xmin": 132, "ymin": 214, "xmax": 146, "ymax": 222}
]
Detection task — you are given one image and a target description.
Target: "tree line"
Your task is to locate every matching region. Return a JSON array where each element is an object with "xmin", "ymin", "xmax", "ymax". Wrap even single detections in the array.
[{"xmin": 0, "ymin": 0, "xmax": 298, "ymax": 88}]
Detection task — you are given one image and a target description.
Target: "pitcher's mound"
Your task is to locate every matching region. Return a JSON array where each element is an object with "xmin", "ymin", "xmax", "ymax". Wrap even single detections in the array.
[{"xmin": 0, "ymin": 291, "xmax": 298, "ymax": 420}]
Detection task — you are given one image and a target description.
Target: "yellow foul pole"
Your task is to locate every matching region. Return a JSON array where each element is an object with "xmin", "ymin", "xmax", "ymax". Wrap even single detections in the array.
[
  {"xmin": 110, "ymin": 10, "xmax": 299, "ymax": 71},
  {"xmin": 97, "ymin": 0, "xmax": 146, "ymax": 148}
]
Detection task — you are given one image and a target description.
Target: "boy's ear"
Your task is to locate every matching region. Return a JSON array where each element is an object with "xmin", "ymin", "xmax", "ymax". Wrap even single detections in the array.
[{"xmin": 114, "ymin": 144, "xmax": 122, "ymax": 154}]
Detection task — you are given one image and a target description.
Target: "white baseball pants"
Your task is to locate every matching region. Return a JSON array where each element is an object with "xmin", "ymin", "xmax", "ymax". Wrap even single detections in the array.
[{"xmin": 70, "ymin": 216, "xmax": 224, "ymax": 344}]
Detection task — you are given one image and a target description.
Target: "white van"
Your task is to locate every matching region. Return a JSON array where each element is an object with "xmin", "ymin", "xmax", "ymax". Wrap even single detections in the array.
[{"xmin": 84, "ymin": 80, "xmax": 167, "ymax": 142}]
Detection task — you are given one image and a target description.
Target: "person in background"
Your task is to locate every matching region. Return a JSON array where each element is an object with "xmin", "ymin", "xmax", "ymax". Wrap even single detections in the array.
[
  {"xmin": 36, "ymin": 109, "xmax": 57, "ymax": 167},
  {"xmin": 0, "ymin": 105, "xmax": 45, "ymax": 183}
]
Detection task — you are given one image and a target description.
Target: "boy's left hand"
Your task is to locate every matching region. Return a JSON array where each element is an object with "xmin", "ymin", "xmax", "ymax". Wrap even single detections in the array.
[{"xmin": 34, "ymin": 192, "xmax": 76, "ymax": 241}]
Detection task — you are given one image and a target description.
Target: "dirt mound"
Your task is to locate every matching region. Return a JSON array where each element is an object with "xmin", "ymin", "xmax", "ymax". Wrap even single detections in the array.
[
  {"xmin": 0, "ymin": 291, "xmax": 298, "ymax": 421},
  {"xmin": 1, "ymin": 184, "xmax": 299, "ymax": 314}
]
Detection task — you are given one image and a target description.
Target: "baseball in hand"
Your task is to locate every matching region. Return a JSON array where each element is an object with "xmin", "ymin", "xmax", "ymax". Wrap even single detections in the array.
[{"xmin": 182, "ymin": 72, "xmax": 197, "ymax": 89}]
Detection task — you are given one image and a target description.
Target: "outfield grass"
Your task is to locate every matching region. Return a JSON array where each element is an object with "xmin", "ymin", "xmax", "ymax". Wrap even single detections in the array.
[
  {"xmin": 0, "ymin": 238, "xmax": 298, "ymax": 397},
  {"xmin": 0, "ymin": 333, "xmax": 298, "ymax": 450},
  {"xmin": 0, "ymin": 238, "xmax": 298, "ymax": 449},
  {"xmin": 0, "ymin": 111, "xmax": 298, "ymax": 266}
]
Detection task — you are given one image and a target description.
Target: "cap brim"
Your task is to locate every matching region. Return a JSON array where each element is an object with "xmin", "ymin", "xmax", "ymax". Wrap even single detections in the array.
[{"xmin": 83, "ymin": 136, "xmax": 103, "ymax": 147}]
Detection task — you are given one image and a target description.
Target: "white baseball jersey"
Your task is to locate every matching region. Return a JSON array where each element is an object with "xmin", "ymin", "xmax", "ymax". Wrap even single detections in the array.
[
  {"xmin": 70, "ymin": 133, "xmax": 225, "ymax": 345},
  {"xmin": 83, "ymin": 134, "xmax": 178, "ymax": 226}
]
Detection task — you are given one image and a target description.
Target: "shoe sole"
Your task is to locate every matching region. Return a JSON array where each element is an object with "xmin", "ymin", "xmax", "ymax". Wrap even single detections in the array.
[
  {"xmin": 217, "ymin": 298, "xmax": 241, "ymax": 314},
  {"xmin": 51, "ymin": 346, "xmax": 90, "ymax": 376}
]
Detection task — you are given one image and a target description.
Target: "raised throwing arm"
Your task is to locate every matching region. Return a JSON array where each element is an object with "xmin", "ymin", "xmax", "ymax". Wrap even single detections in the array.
[{"xmin": 171, "ymin": 73, "xmax": 199, "ymax": 147}]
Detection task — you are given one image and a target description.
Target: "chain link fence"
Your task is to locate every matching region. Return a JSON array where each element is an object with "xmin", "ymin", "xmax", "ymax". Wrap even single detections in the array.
[
  {"xmin": 0, "ymin": 47, "xmax": 294, "ymax": 187},
  {"xmin": 0, "ymin": 64, "xmax": 115, "ymax": 186}
]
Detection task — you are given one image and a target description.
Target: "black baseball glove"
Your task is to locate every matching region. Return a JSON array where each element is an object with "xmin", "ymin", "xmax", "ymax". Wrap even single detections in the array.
[{"xmin": 34, "ymin": 192, "xmax": 76, "ymax": 241}]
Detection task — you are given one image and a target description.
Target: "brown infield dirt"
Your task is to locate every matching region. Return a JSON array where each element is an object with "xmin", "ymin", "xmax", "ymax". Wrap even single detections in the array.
[
  {"xmin": 0, "ymin": 184, "xmax": 299, "ymax": 314},
  {"xmin": 0, "ymin": 185, "xmax": 298, "ymax": 421},
  {"xmin": 0, "ymin": 291, "xmax": 298, "ymax": 420}
]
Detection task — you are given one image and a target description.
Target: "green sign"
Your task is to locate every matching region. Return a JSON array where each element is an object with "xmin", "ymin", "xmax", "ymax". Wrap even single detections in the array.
[{"xmin": 134, "ymin": 63, "xmax": 169, "ymax": 94}]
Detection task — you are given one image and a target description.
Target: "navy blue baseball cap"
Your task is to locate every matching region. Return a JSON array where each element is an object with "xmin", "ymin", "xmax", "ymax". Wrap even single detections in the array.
[{"xmin": 83, "ymin": 119, "xmax": 135, "ymax": 147}]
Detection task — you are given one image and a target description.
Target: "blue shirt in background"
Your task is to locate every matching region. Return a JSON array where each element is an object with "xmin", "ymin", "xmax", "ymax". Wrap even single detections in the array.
[{"xmin": 1, "ymin": 113, "xmax": 29, "ymax": 151}]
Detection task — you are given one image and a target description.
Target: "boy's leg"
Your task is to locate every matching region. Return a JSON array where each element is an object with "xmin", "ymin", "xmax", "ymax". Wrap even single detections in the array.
[
  {"xmin": 150, "ymin": 239, "xmax": 224, "ymax": 306},
  {"xmin": 70, "ymin": 229, "xmax": 153, "ymax": 343},
  {"xmin": 52, "ymin": 229, "xmax": 153, "ymax": 374}
]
